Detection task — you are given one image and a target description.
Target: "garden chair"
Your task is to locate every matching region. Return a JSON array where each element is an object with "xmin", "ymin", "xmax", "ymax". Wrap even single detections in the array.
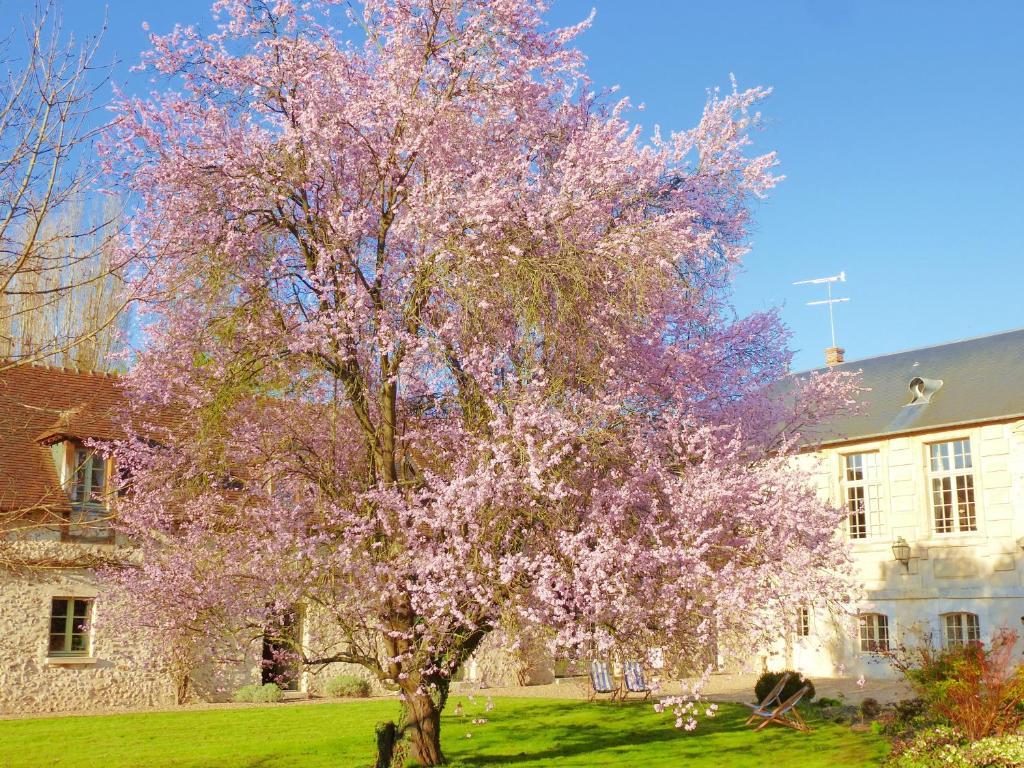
[
  {"xmin": 742, "ymin": 672, "xmax": 791, "ymax": 724},
  {"xmin": 587, "ymin": 660, "xmax": 620, "ymax": 702},
  {"xmin": 748, "ymin": 684, "xmax": 812, "ymax": 733},
  {"xmin": 619, "ymin": 660, "xmax": 653, "ymax": 702}
]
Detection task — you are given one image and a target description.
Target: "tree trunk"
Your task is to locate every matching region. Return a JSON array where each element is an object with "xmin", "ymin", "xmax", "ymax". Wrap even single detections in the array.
[{"xmin": 401, "ymin": 687, "xmax": 444, "ymax": 766}]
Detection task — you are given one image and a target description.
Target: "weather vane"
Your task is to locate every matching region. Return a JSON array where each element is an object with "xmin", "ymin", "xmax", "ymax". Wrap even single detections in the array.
[{"xmin": 794, "ymin": 271, "xmax": 849, "ymax": 349}]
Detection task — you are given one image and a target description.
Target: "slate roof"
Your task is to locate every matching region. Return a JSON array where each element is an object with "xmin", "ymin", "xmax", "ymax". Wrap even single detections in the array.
[
  {"xmin": 799, "ymin": 327, "xmax": 1024, "ymax": 446},
  {"xmin": 0, "ymin": 364, "xmax": 129, "ymax": 515}
]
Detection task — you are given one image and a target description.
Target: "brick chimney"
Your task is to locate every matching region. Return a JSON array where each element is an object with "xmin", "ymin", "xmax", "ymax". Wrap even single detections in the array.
[{"xmin": 825, "ymin": 346, "xmax": 845, "ymax": 366}]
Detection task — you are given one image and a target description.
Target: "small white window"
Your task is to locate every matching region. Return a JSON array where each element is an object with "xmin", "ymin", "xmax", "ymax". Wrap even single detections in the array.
[
  {"xmin": 928, "ymin": 440, "xmax": 976, "ymax": 534},
  {"xmin": 858, "ymin": 613, "xmax": 889, "ymax": 652},
  {"xmin": 943, "ymin": 613, "xmax": 980, "ymax": 647},
  {"xmin": 795, "ymin": 607, "xmax": 811, "ymax": 637},
  {"xmin": 843, "ymin": 452, "xmax": 883, "ymax": 539}
]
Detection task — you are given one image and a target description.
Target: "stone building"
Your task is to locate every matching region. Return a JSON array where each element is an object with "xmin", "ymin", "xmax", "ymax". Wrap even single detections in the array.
[
  {"xmin": 4, "ymin": 328, "xmax": 1024, "ymax": 712},
  {"xmin": 0, "ymin": 364, "xmax": 184, "ymax": 713},
  {"xmin": 770, "ymin": 328, "xmax": 1024, "ymax": 679}
]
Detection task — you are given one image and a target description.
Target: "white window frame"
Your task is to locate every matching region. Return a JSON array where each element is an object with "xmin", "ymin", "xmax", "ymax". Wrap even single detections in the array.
[
  {"xmin": 842, "ymin": 451, "xmax": 883, "ymax": 540},
  {"xmin": 927, "ymin": 439, "xmax": 977, "ymax": 534},
  {"xmin": 942, "ymin": 612, "xmax": 981, "ymax": 647},
  {"xmin": 858, "ymin": 613, "xmax": 890, "ymax": 653}
]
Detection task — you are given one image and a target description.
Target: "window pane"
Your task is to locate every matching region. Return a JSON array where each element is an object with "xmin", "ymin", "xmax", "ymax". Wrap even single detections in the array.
[
  {"xmin": 966, "ymin": 614, "xmax": 980, "ymax": 642},
  {"xmin": 956, "ymin": 476, "xmax": 976, "ymax": 531},
  {"xmin": 50, "ymin": 599, "xmax": 68, "ymax": 617},
  {"xmin": 846, "ymin": 454, "xmax": 863, "ymax": 481},
  {"xmin": 73, "ymin": 600, "xmax": 89, "ymax": 617},
  {"xmin": 954, "ymin": 440, "xmax": 972, "ymax": 470},
  {"xmin": 50, "ymin": 616, "xmax": 66, "ymax": 634},
  {"xmin": 90, "ymin": 461, "xmax": 105, "ymax": 502},
  {"xmin": 49, "ymin": 634, "xmax": 67, "ymax": 653},
  {"xmin": 933, "ymin": 477, "xmax": 953, "ymax": 533}
]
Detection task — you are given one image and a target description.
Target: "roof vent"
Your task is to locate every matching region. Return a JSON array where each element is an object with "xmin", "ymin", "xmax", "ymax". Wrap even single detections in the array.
[{"xmin": 908, "ymin": 377, "xmax": 942, "ymax": 405}]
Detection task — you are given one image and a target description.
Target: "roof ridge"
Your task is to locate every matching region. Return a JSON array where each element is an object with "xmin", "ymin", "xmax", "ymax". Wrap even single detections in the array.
[
  {"xmin": 793, "ymin": 325, "xmax": 1024, "ymax": 374},
  {"xmin": 0, "ymin": 359, "xmax": 120, "ymax": 378}
]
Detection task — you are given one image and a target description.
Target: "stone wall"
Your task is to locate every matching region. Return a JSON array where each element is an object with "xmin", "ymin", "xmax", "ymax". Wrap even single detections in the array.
[{"xmin": 0, "ymin": 566, "xmax": 175, "ymax": 714}]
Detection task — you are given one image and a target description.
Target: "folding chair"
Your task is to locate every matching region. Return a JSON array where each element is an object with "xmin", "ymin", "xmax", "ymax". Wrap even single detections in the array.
[
  {"xmin": 587, "ymin": 660, "xmax": 620, "ymax": 702},
  {"xmin": 620, "ymin": 660, "xmax": 653, "ymax": 702},
  {"xmin": 749, "ymin": 685, "xmax": 812, "ymax": 732},
  {"xmin": 742, "ymin": 672, "xmax": 791, "ymax": 725}
]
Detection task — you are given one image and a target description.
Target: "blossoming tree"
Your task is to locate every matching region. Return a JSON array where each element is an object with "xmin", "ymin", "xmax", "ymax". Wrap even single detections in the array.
[{"xmin": 107, "ymin": 0, "xmax": 856, "ymax": 763}]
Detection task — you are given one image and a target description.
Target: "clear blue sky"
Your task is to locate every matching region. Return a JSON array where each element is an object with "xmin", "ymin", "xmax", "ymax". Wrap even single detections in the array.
[{"xmin": 50, "ymin": 0, "xmax": 1024, "ymax": 371}]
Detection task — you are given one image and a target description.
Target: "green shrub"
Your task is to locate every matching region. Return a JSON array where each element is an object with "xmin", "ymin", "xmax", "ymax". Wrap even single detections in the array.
[
  {"xmin": 876, "ymin": 698, "xmax": 934, "ymax": 740},
  {"xmin": 324, "ymin": 674, "xmax": 372, "ymax": 698},
  {"xmin": 815, "ymin": 697, "xmax": 843, "ymax": 708},
  {"xmin": 884, "ymin": 727, "xmax": 1024, "ymax": 768},
  {"xmin": 232, "ymin": 682, "xmax": 284, "ymax": 703},
  {"xmin": 754, "ymin": 670, "xmax": 815, "ymax": 705}
]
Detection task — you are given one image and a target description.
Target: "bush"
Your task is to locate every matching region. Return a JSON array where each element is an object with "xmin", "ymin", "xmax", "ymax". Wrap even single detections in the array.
[
  {"xmin": 754, "ymin": 670, "xmax": 815, "ymax": 705},
  {"xmin": 876, "ymin": 698, "xmax": 934, "ymax": 741},
  {"xmin": 884, "ymin": 727, "xmax": 1024, "ymax": 768},
  {"xmin": 882, "ymin": 627, "xmax": 1024, "ymax": 740},
  {"xmin": 232, "ymin": 682, "xmax": 284, "ymax": 703},
  {"xmin": 324, "ymin": 674, "xmax": 372, "ymax": 698},
  {"xmin": 860, "ymin": 697, "xmax": 882, "ymax": 719}
]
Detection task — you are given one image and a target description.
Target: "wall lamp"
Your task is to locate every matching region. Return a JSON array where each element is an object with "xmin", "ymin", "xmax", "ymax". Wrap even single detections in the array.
[{"xmin": 891, "ymin": 537, "xmax": 911, "ymax": 571}]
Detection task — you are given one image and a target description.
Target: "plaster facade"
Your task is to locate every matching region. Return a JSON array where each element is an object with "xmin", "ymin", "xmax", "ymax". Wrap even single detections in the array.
[{"xmin": 765, "ymin": 419, "xmax": 1024, "ymax": 679}]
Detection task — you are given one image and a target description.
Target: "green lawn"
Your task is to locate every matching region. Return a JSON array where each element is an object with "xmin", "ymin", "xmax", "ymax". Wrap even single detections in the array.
[{"xmin": 0, "ymin": 697, "xmax": 887, "ymax": 767}]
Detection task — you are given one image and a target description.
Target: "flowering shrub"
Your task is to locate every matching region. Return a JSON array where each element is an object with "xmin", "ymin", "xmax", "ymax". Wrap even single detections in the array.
[
  {"xmin": 884, "ymin": 727, "xmax": 1024, "ymax": 768},
  {"xmin": 882, "ymin": 627, "xmax": 1024, "ymax": 740}
]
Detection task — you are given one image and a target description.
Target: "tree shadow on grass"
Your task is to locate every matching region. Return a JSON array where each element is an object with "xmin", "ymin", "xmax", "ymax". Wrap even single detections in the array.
[
  {"xmin": 442, "ymin": 701, "xmax": 870, "ymax": 767},
  {"xmin": 443, "ymin": 701, "xmax": 712, "ymax": 765}
]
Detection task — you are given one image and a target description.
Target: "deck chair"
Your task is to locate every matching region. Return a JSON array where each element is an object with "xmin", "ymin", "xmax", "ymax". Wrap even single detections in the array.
[
  {"xmin": 588, "ymin": 660, "xmax": 620, "ymax": 702},
  {"xmin": 742, "ymin": 672, "xmax": 791, "ymax": 725},
  {"xmin": 620, "ymin": 661, "xmax": 653, "ymax": 702},
  {"xmin": 749, "ymin": 685, "xmax": 812, "ymax": 732}
]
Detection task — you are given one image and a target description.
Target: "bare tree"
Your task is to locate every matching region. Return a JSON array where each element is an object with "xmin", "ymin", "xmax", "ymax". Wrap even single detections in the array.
[
  {"xmin": 0, "ymin": 1, "xmax": 128, "ymax": 372},
  {"xmin": 0, "ymin": 3, "xmax": 130, "ymax": 570}
]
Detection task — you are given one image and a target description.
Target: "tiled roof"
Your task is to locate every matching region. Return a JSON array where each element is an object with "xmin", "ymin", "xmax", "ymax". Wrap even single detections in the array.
[
  {"xmin": 798, "ymin": 327, "xmax": 1024, "ymax": 445},
  {"xmin": 0, "ymin": 364, "xmax": 128, "ymax": 514}
]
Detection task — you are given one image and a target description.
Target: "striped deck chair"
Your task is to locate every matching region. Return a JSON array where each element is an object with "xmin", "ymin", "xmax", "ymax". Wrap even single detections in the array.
[
  {"xmin": 620, "ymin": 661, "xmax": 652, "ymax": 702},
  {"xmin": 748, "ymin": 685, "xmax": 812, "ymax": 732},
  {"xmin": 742, "ymin": 672, "xmax": 791, "ymax": 725},
  {"xmin": 588, "ymin": 660, "xmax": 620, "ymax": 702}
]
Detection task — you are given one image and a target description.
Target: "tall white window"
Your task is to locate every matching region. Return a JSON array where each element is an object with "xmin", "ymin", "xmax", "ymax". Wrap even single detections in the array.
[
  {"xmin": 928, "ymin": 440, "xmax": 976, "ymax": 534},
  {"xmin": 943, "ymin": 613, "xmax": 980, "ymax": 647},
  {"xmin": 843, "ymin": 452, "xmax": 883, "ymax": 539},
  {"xmin": 858, "ymin": 613, "xmax": 889, "ymax": 652}
]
